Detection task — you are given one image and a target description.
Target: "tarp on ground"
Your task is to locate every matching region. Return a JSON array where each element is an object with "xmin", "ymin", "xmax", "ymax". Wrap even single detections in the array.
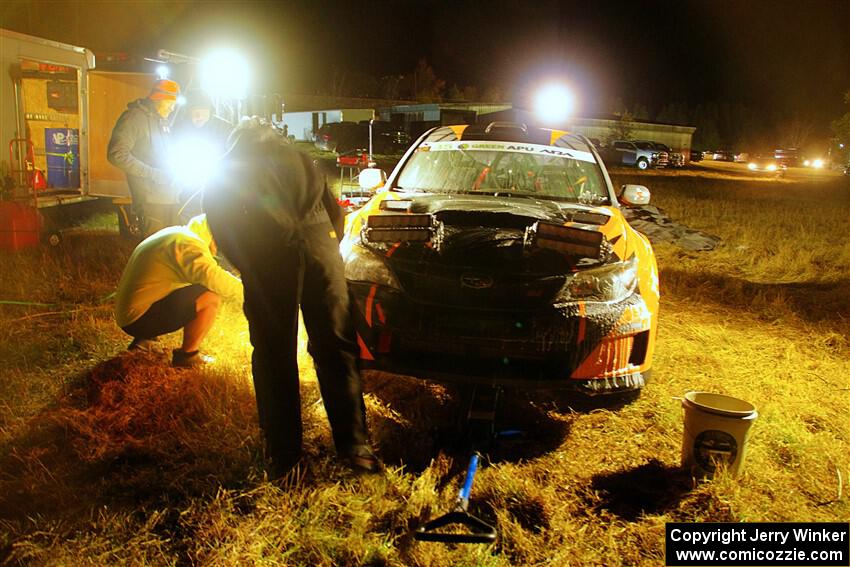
[{"xmin": 622, "ymin": 205, "xmax": 721, "ymax": 251}]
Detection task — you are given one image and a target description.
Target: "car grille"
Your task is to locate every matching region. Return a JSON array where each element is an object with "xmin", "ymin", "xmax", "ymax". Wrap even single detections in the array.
[
  {"xmin": 393, "ymin": 263, "xmax": 564, "ymax": 309},
  {"xmin": 390, "ymin": 303, "xmax": 600, "ymax": 360}
]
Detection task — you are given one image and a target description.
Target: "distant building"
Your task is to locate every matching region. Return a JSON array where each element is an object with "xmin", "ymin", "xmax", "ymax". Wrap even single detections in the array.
[
  {"xmin": 282, "ymin": 98, "xmax": 697, "ymax": 161},
  {"xmin": 280, "ymin": 108, "xmax": 376, "ymax": 141},
  {"xmin": 377, "ymin": 103, "xmax": 513, "ymax": 139}
]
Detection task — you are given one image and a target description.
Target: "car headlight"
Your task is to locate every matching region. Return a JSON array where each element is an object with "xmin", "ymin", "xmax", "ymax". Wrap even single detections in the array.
[
  {"xmin": 555, "ymin": 256, "xmax": 638, "ymax": 304},
  {"xmin": 343, "ymin": 244, "xmax": 401, "ymax": 290},
  {"xmin": 766, "ymin": 164, "xmax": 777, "ymax": 171}
]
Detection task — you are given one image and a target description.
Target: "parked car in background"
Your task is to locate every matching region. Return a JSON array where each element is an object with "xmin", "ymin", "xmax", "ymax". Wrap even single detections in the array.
[
  {"xmin": 774, "ymin": 148, "xmax": 799, "ymax": 168},
  {"xmin": 706, "ymin": 150, "xmax": 735, "ymax": 162},
  {"xmin": 801, "ymin": 157, "xmax": 825, "ymax": 169},
  {"xmin": 642, "ymin": 141, "xmax": 684, "ymax": 168},
  {"xmin": 342, "ymin": 122, "xmax": 660, "ymax": 396},
  {"xmin": 314, "ymin": 121, "xmax": 362, "ymax": 153},
  {"xmin": 689, "ymin": 150, "xmax": 703, "ymax": 162},
  {"xmin": 315, "ymin": 121, "xmax": 410, "ymax": 154},
  {"xmin": 601, "ymin": 140, "xmax": 668, "ymax": 170},
  {"xmin": 747, "ymin": 154, "xmax": 782, "ymax": 173}
]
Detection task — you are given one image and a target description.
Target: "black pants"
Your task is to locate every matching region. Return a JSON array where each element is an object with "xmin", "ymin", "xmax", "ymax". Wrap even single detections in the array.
[{"xmin": 233, "ymin": 220, "xmax": 369, "ymax": 461}]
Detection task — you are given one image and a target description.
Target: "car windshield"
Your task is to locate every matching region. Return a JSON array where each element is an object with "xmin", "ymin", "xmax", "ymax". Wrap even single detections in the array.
[
  {"xmin": 395, "ymin": 140, "xmax": 609, "ymax": 204},
  {"xmin": 634, "ymin": 141, "xmax": 655, "ymax": 151}
]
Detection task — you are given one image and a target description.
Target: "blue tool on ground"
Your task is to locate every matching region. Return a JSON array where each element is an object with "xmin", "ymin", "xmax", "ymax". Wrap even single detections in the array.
[
  {"xmin": 414, "ymin": 385, "xmax": 503, "ymax": 544},
  {"xmin": 413, "ymin": 453, "xmax": 497, "ymax": 543}
]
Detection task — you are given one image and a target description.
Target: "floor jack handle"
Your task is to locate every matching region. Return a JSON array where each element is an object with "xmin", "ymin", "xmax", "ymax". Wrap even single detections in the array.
[
  {"xmin": 413, "ymin": 453, "xmax": 497, "ymax": 544},
  {"xmin": 457, "ymin": 453, "xmax": 479, "ymax": 511}
]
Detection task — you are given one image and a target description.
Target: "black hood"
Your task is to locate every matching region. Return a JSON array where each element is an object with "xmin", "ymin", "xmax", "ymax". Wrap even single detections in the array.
[
  {"xmin": 401, "ymin": 193, "xmax": 610, "ymax": 226},
  {"xmin": 362, "ymin": 193, "xmax": 616, "ymax": 308}
]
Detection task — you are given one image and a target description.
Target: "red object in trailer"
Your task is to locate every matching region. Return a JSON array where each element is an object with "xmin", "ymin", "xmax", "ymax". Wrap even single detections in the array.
[{"xmin": 0, "ymin": 202, "xmax": 42, "ymax": 251}]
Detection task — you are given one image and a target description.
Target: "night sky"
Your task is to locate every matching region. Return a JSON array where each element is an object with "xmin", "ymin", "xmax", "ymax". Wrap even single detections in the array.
[{"xmin": 3, "ymin": 0, "xmax": 849, "ymax": 135}]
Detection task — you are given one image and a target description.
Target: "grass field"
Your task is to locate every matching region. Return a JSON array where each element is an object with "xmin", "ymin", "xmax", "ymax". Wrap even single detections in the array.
[{"xmin": 1, "ymin": 168, "xmax": 848, "ymax": 565}]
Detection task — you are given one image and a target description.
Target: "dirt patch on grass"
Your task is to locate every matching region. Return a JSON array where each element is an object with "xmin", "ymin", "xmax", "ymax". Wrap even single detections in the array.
[{"xmin": 1, "ymin": 353, "xmax": 261, "ymax": 524}]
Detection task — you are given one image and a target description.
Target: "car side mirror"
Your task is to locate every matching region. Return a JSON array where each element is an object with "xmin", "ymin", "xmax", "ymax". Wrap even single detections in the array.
[
  {"xmin": 619, "ymin": 184, "xmax": 651, "ymax": 206},
  {"xmin": 359, "ymin": 168, "xmax": 387, "ymax": 191}
]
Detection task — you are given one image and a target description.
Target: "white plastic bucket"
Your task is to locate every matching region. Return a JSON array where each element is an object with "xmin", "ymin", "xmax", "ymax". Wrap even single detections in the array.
[{"xmin": 681, "ymin": 391, "xmax": 758, "ymax": 477}]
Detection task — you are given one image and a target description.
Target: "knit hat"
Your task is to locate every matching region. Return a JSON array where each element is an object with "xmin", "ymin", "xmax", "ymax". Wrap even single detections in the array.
[
  {"xmin": 185, "ymin": 89, "xmax": 214, "ymax": 110},
  {"xmin": 149, "ymin": 79, "xmax": 180, "ymax": 101}
]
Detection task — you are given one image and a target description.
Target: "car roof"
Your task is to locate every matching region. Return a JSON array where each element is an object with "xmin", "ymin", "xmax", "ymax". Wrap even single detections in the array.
[{"xmin": 422, "ymin": 122, "xmax": 596, "ymax": 153}]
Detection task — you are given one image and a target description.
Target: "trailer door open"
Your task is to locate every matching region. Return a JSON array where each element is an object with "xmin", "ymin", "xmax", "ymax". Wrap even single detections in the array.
[{"xmin": 87, "ymin": 71, "xmax": 154, "ymax": 198}]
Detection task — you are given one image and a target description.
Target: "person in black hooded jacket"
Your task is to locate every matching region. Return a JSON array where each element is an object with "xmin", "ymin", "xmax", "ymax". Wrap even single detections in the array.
[
  {"xmin": 204, "ymin": 118, "xmax": 378, "ymax": 477},
  {"xmin": 108, "ymin": 78, "xmax": 181, "ymax": 237}
]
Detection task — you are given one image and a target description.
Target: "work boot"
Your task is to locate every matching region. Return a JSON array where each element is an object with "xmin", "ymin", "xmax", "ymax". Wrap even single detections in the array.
[
  {"xmin": 339, "ymin": 445, "xmax": 382, "ymax": 474},
  {"xmin": 128, "ymin": 338, "xmax": 158, "ymax": 352},
  {"xmin": 171, "ymin": 349, "xmax": 214, "ymax": 368},
  {"xmin": 267, "ymin": 451, "xmax": 302, "ymax": 481}
]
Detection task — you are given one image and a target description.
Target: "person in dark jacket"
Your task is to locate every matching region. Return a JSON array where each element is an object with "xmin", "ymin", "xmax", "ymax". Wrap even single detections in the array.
[
  {"xmin": 172, "ymin": 89, "xmax": 233, "ymax": 156},
  {"xmin": 204, "ymin": 118, "xmax": 378, "ymax": 476},
  {"xmin": 108, "ymin": 78, "xmax": 181, "ymax": 237},
  {"xmin": 171, "ymin": 89, "xmax": 234, "ymax": 221}
]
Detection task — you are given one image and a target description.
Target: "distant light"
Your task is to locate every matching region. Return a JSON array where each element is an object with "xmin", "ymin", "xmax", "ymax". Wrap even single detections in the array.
[
  {"xmin": 748, "ymin": 163, "xmax": 757, "ymax": 170},
  {"xmin": 803, "ymin": 159, "xmax": 811, "ymax": 167},
  {"xmin": 533, "ymin": 84, "xmax": 575, "ymax": 125},
  {"xmin": 812, "ymin": 158, "xmax": 824, "ymax": 169},
  {"xmin": 200, "ymin": 48, "xmax": 250, "ymax": 100},
  {"xmin": 176, "ymin": 95, "xmax": 187, "ymax": 106},
  {"xmin": 840, "ymin": 143, "xmax": 845, "ymax": 149},
  {"xmin": 766, "ymin": 164, "xmax": 777, "ymax": 172},
  {"xmin": 156, "ymin": 65, "xmax": 169, "ymax": 79}
]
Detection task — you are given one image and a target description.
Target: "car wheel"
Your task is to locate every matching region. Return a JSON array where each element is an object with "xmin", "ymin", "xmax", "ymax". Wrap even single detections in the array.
[{"xmin": 637, "ymin": 158, "xmax": 649, "ymax": 170}]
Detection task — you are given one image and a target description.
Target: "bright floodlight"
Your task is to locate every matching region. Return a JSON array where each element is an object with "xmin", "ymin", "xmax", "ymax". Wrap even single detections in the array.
[
  {"xmin": 169, "ymin": 137, "xmax": 220, "ymax": 187},
  {"xmin": 534, "ymin": 84, "xmax": 575, "ymax": 125},
  {"xmin": 156, "ymin": 65, "xmax": 169, "ymax": 79},
  {"xmin": 200, "ymin": 48, "xmax": 250, "ymax": 100}
]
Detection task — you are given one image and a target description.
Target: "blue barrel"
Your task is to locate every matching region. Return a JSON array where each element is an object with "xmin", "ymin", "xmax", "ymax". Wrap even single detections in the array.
[{"xmin": 45, "ymin": 128, "xmax": 80, "ymax": 188}]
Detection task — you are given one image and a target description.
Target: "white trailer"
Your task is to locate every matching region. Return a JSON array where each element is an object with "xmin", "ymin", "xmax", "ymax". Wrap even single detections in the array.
[
  {"xmin": 1, "ymin": 28, "xmax": 158, "ymax": 242},
  {"xmin": 1, "ymin": 28, "xmax": 95, "ymax": 202}
]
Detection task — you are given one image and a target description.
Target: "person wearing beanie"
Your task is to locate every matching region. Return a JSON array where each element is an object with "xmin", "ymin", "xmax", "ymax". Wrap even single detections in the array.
[
  {"xmin": 173, "ymin": 89, "xmax": 234, "ymax": 155},
  {"xmin": 108, "ymin": 78, "xmax": 182, "ymax": 237},
  {"xmin": 114, "ymin": 213, "xmax": 243, "ymax": 367}
]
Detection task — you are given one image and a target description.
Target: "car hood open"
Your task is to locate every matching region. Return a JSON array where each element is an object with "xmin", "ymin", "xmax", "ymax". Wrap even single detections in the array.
[{"xmin": 396, "ymin": 193, "xmax": 612, "ymax": 225}]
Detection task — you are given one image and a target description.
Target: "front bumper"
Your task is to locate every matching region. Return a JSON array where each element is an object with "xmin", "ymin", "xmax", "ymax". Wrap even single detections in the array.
[{"xmin": 350, "ymin": 282, "xmax": 654, "ymax": 395}]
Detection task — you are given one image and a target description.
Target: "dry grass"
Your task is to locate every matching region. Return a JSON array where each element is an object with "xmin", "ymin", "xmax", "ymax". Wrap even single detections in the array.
[{"xmin": 1, "ymin": 171, "xmax": 849, "ymax": 565}]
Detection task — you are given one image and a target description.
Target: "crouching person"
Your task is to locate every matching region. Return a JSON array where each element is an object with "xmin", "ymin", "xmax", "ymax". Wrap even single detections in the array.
[{"xmin": 114, "ymin": 214, "xmax": 243, "ymax": 367}]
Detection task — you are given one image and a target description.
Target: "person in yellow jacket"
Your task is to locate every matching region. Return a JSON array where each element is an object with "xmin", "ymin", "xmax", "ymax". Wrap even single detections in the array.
[{"xmin": 115, "ymin": 214, "xmax": 243, "ymax": 367}]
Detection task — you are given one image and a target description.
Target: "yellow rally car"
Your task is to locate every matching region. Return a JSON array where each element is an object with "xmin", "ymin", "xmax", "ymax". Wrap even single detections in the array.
[{"xmin": 341, "ymin": 122, "xmax": 659, "ymax": 395}]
